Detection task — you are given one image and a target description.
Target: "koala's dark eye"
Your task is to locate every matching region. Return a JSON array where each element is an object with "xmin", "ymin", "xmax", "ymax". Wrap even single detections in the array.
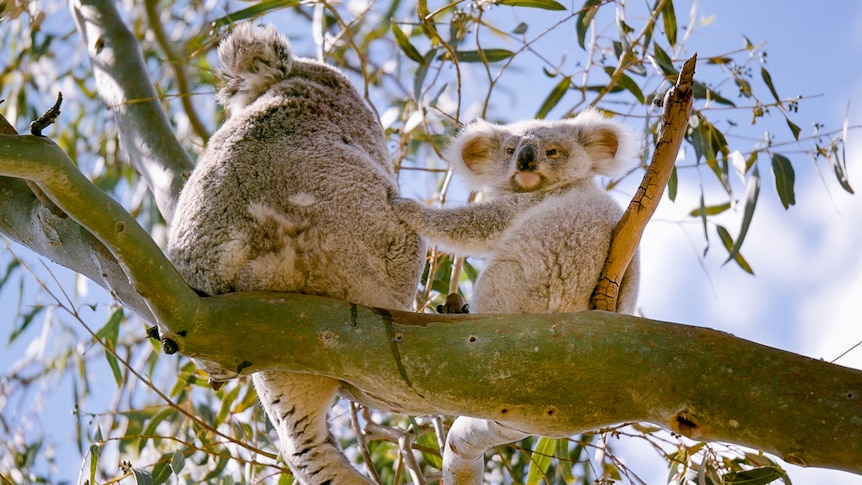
[
  {"xmin": 546, "ymin": 149, "xmax": 557, "ymax": 156},
  {"xmin": 506, "ymin": 147, "xmax": 516, "ymax": 155}
]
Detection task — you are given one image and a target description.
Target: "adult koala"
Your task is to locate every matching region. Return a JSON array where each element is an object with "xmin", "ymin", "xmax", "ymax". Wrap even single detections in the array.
[{"xmin": 168, "ymin": 23, "xmax": 425, "ymax": 484}]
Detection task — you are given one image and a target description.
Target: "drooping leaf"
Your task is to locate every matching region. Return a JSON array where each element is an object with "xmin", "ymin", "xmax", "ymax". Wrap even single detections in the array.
[
  {"xmin": 414, "ymin": 49, "xmax": 439, "ymax": 99},
  {"xmin": 771, "ymin": 153, "xmax": 796, "ymax": 209},
  {"xmin": 761, "ymin": 67, "xmax": 782, "ymax": 104},
  {"xmin": 89, "ymin": 443, "xmax": 101, "ymax": 485},
  {"xmin": 129, "ymin": 466, "xmax": 154, "ymax": 485},
  {"xmin": 652, "ymin": 43, "xmax": 677, "ymax": 77},
  {"xmin": 497, "ymin": 0, "xmax": 566, "ymax": 10},
  {"xmin": 785, "ymin": 117, "xmax": 801, "ymax": 141},
  {"xmin": 604, "ymin": 66, "xmax": 645, "ymax": 104},
  {"xmin": 9, "ymin": 303, "xmax": 44, "ymax": 344},
  {"xmin": 723, "ymin": 165, "xmax": 760, "ymax": 271},
  {"xmin": 0, "ymin": 258, "xmax": 20, "ymax": 290},
  {"xmin": 555, "ymin": 438, "xmax": 576, "ymax": 482},
  {"xmin": 535, "ymin": 75, "xmax": 571, "ymax": 119},
  {"xmin": 151, "ymin": 455, "xmax": 173, "ymax": 485},
  {"xmin": 139, "ymin": 407, "xmax": 176, "ymax": 453},
  {"xmin": 660, "ymin": 0, "xmax": 677, "ymax": 47},
  {"xmin": 97, "ymin": 308, "xmax": 125, "ymax": 387},
  {"xmin": 667, "ymin": 165, "xmax": 678, "ymax": 201},
  {"xmin": 725, "ymin": 466, "xmax": 787, "ymax": 484},
  {"xmin": 576, "ymin": 0, "xmax": 601, "ymax": 49},
  {"xmin": 717, "ymin": 225, "xmax": 754, "ymax": 275},
  {"xmin": 392, "ymin": 23, "xmax": 427, "ymax": 65},
  {"xmin": 170, "ymin": 449, "xmax": 186, "ymax": 475},
  {"xmin": 526, "ymin": 436, "xmax": 557, "ymax": 485}
]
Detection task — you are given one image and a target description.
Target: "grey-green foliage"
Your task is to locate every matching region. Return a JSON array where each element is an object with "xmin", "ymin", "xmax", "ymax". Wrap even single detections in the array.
[{"xmin": 0, "ymin": 0, "xmax": 851, "ymax": 483}]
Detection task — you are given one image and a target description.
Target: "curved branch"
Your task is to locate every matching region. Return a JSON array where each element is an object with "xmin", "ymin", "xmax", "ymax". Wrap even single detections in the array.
[
  {"xmin": 69, "ymin": 0, "xmax": 195, "ymax": 224},
  {"xmin": 592, "ymin": 54, "xmax": 697, "ymax": 311},
  {"xmin": 0, "ymin": 134, "xmax": 198, "ymax": 325}
]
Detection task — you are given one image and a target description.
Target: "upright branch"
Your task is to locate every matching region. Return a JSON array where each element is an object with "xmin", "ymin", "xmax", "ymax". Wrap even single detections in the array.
[
  {"xmin": 591, "ymin": 54, "xmax": 697, "ymax": 311},
  {"xmin": 70, "ymin": 0, "xmax": 195, "ymax": 223}
]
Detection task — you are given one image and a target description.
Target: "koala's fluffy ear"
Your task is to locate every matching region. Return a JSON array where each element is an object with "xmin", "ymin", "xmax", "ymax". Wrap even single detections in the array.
[
  {"xmin": 572, "ymin": 108, "xmax": 641, "ymax": 177},
  {"xmin": 216, "ymin": 23, "xmax": 293, "ymax": 114},
  {"xmin": 445, "ymin": 120, "xmax": 508, "ymax": 189}
]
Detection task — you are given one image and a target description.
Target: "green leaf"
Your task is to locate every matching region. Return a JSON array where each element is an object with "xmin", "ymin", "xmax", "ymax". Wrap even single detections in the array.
[
  {"xmin": 785, "ymin": 117, "xmax": 801, "ymax": 141},
  {"xmin": 0, "ymin": 258, "xmax": 20, "ymax": 290},
  {"xmin": 170, "ymin": 449, "xmax": 185, "ymax": 475},
  {"xmin": 139, "ymin": 407, "xmax": 176, "ymax": 453},
  {"xmin": 130, "ymin": 467, "xmax": 154, "ymax": 485},
  {"xmin": 536, "ymin": 75, "xmax": 571, "ymax": 119},
  {"xmin": 725, "ymin": 466, "xmax": 786, "ymax": 484},
  {"xmin": 97, "ymin": 308, "xmax": 125, "ymax": 387},
  {"xmin": 152, "ymin": 455, "xmax": 173, "ymax": 485},
  {"xmin": 392, "ymin": 23, "xmax": 426, "ymax": 65},
  {"xmin": 88, "ymin": 444, "xmax": 101, "ymax": 485},
  {"xmin": 660, "ymin": 0, "xmax": 677, "ymax": 47},
  {"xmin": 760, "ymin": 67, "xmax": 782, "ymax": 104},
  {"xmin": 692, "ymin": 81, "xmax": 736, "ymax": 106},
  {"xmin": 497, "ymin": 0, "xmax": 566, "ymax": 10},
  {"xmin": 576, "ymin": 0, "xmax": 601, "ymax": 49},
  {"xmin": 717, "ymin": 225, "xmax": 754, "ymax": 275},
  {"xmin": 209, "ymin": 1, "xmax": 300, "ymax": 30},
  {"xmin": 604, "ymin": 67, "xmax": 645, "ymax": 104},
  {"xmin": 9, "ymin": 304, "xmax": 44, "ymax": 344},
  {"xmin": 555, "ymin": 438, "xmax": 576, "ymax": 482},
  {"xmin": 667, "ymin": 165, "xmax": 678, "ymax": 201},
  {"xmin": 688, "ymin": 201, "xmax": 731, "ymax": 217},
  {"xmin": 450, "ymin": 49, "xmax": 515, "ymax": 63},
  {"xmin": 723, "ymin": 165, "xmax": 759, "ymax": 272},
  {"xmin": 413, "ymin": 49, "xmax": 439, "ymax": 99},
  {"xmin": 771, "ymin": 153, "xmax": 796, "ymax": 209},
  {"xmin": 526, "ymin": 436, "xmax": 557, "ymax": 485},
  {"xmin": 416, "ymin": 432, "xmax": 443, "ymax": 469},
  {"xmin": 652, "ymin": 43, "xmax": 677, "ymax": 77}
]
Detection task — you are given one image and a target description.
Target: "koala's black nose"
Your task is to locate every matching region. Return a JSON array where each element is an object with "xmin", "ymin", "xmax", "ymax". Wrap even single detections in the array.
[{"xmin": 517, "ymin": 144, "xmax": 538, "ymax": 171}]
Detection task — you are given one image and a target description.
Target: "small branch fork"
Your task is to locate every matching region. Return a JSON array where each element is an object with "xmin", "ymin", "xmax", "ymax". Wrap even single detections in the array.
[{"xmin": 591, "ymin": 53, "xmax": 697, "ymax": 312}]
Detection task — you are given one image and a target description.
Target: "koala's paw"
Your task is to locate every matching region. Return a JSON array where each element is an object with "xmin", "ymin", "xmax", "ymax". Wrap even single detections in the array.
[{"xmin": 436, "ymin": 293, "xmax": 470, "ymax": 314}]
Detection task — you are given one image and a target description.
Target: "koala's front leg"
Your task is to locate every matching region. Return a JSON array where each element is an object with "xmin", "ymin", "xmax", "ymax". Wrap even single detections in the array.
[{"xmin": 390, "ymin": 193, "xmax": 544, "ymax": 255}]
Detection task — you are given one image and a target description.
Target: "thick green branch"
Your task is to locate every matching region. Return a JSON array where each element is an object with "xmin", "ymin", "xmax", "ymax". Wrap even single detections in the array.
[
  {"xmin": 0, "ymin": 134, "xmax": 198, "ymax": 324},
  {"xmin": 175, "ymin": 292, "xmax": 862, "ymax": 475},
  {"xmin": 70, "ymin": 0, "xmax": 195, "ymax": 224}
]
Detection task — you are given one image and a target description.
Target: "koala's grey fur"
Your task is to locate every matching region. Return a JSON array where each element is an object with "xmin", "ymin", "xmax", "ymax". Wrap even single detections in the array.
[
  {"xmin": 168, "ymin": 23, "xmax": 424, "ymax": 485},
  {"xmin": 393, "ymin": 109, "xmax": 640, "ymax": 314},
  {"xmin": 393, "ymin": 109, "xmax": 641, "ymax": 484}
]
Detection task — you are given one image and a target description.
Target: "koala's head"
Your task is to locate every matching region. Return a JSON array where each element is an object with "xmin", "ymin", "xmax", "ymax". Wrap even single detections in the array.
[
  {"xmin": 446, "ymin": 108, "xmax": 640, "ymax": 194},
  {"xmin": 216, "ymin": 23, "xmax": 294, "ymax": 114}
]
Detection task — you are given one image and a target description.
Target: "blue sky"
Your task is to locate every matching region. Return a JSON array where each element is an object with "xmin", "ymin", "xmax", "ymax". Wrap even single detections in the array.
[{"xmin": 2, "ymin": 1, "xmax": 862, "ymax": 483}]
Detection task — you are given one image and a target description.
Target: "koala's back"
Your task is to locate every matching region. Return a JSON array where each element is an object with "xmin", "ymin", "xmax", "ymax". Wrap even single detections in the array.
[
  {"xmin": 168, "ymin": 60, "xmax": 423, "ymax": 310},
  {"xmin": 474, "ymin": 183, "xmax": 638, "ymax": 314}
]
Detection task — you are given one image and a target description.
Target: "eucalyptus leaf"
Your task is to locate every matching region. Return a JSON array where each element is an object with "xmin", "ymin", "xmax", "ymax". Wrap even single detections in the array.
[{"xmin": 771, "ymin": 153, "xmax": 796, "ymax": 209}]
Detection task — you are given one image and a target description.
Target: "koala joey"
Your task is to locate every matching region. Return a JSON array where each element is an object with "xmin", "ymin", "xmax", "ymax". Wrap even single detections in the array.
[
  {"xmin": 393, "ymin": 109, "xmax": 641, "ymax": 484},
  {"xmin": 167, "ymin": 23, "xmax": 424, "ymax": 485},
  {"xmin": 392, "ymin": 108, "xmax": 641, "ymax": 314}
]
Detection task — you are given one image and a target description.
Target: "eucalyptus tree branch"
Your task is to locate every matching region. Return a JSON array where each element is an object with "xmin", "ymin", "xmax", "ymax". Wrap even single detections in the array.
[
  {"xmin": 591, "ymin": 54, "xmax": 696, "ymax": 312},
  {"xmin": 171, "ymin": 291, "xmax": 862, "ymax": 475},
  {"xmin": 70, "ymin": 0, "xmax": 195, "ymax": 224},
  {"xmin": 0, "ymin": 113, "xmax": 154, "ymax": 322},
  {"xmin": 0, "ymin": 134, "xmax": 198, "ymax": 326}
]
